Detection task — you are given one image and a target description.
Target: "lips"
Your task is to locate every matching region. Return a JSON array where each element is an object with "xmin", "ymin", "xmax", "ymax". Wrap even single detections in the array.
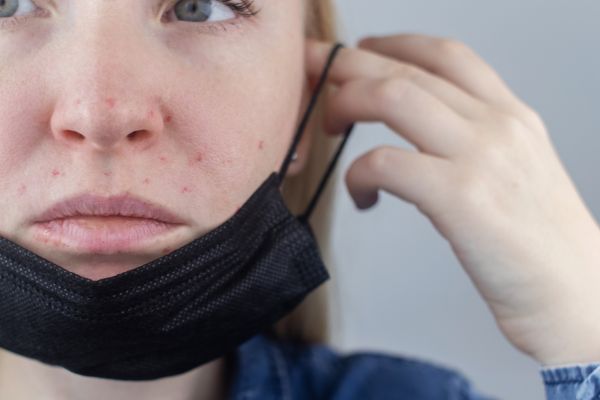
[
  {"xmin": 31, "ymin": 193, "xmax": 187, "ymax": 254},
  {"xmin": 33, "ymin": 193, "xmax": 186, "ymax": 225}
]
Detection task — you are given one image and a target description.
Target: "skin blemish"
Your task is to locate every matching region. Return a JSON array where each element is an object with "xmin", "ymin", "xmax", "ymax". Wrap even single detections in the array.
[
  {"xmin": 148, "ymin": 110, "xmax": 155, "ymax": 119},
  {"xmin": 17, "ymin": 184, "xmax": 27, "ymax": 196},
  {"xmin": 105, "ymin": 98, "xmax": 116, "ymax": 108},
  {"xmin": 258, "ymin": 140, "xmax": 264, "ymax": 150},
  {"xmin": 162, "ymin": 247, "xmax": 172, "ymax": 254},
  {"xmin": 165, "ymin": 115, "xmax": 172, "ymax": 124},
  {"xmin": 103, "ymin": 172, "xmax": 112, "ymax": 177},
  {"xmin": 51, "ymin": 169, "xmax": 61, "ymax": 177},
  {"xmin": 75, "ymin": 98, "xmax": 81, "ymax": 106},
  {"xmin": 143, "ymin": 178, "xmax": 151, "ymax": 185},
  {"xmin": 159, "ymin": 156, "xmax": 169, "ymax": 163},
  {"xmin": 180, "ymin": 186, "xmax": 192, "ymax": 194},
  {"xmin": 188, "ymin": 152, "xmax": 203, "ymax": 167}
]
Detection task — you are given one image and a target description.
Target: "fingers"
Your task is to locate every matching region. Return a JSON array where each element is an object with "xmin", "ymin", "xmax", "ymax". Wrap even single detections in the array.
[
  {"xmin": 306, "ymin": 39, "xmax": 489, "ymax": 122},
  {"xmin": 345, "ymin": 145, "xmax": 451, "ymax": 212},
  {"xmin": 323, "ymin": 78, "xmax": 472, "ymax": 158},
  {"xmin": 357, "ymin": 34, "xmax": 538, "ymax": 124}
]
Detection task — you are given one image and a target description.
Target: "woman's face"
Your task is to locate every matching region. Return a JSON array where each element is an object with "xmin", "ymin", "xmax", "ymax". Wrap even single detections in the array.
[{"xmin": 0, "ymin": 0, "xmax": 307, "ymax": 280}]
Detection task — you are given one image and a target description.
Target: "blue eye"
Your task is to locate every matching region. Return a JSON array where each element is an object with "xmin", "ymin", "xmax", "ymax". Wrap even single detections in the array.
[
  {"xmin": 0, "ymin": 0, "xmax": 36, "ymax": 18},
  {"xmin": 172, "ymin": 0, "xmax": 237, "ymax": 23}
]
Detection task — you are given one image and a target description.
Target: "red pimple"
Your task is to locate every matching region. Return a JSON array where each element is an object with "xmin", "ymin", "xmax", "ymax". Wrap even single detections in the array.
[
  {"xmin": 258, "ymin": 140, "xmax": 264, "ymax": 150},
  {"xmin": 188, "ymin": 152, "xmax": 203, "ymax": 166},
  {"xmin": 181, "ymin": 186, "xmax": 192, "ymax": 194},
  {"xmin": 143, "ymin": 178, "xmax": 151, "ymax": 185},
  {"xmin": 51, "ymin": 169, "xmax": 61, "ymax": 177},
  {"xmin": 105, "ymin": 98, "xmax": 116, "ymax": 108},
  {"xmin": 165, "ymin": 115, "xmax": 172, "ymax": 123},
  {"xmin": 159, "ymin": 156, "xmax": 169, "ymax": 162},
  {"xmin": 103, "ymin": 172, "xmax": 112, "ymax": 177}
]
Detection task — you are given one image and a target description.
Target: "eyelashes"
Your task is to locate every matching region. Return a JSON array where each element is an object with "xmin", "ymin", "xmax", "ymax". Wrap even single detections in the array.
[{"xmin": 219, "ymin": 0, "xmax": 260, "ymax": 17}]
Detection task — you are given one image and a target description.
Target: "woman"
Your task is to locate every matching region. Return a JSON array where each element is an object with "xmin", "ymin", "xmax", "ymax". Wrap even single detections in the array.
[{"xmin": 0, "ymin": 0, "xmax": 597, "ymax": 399}]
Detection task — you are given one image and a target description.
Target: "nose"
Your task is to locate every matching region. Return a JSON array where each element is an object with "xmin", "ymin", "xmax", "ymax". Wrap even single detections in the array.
[
  {"xmin": 49, "ymin": 13, "xmax": 167, "ymax": 154},
  {"xmin": 51, "ymin": 94, "xmax": 165, "ymax": 153}
]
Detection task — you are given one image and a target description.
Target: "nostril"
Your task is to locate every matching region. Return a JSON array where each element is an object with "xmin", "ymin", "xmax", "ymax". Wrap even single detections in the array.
[
  {"xmin": 63, "ymin": 130, "xmax": 85, "ymax": 141},
  {"xmin": 128, "ymin": 130, "xmax": 151, "ymax": 142}
]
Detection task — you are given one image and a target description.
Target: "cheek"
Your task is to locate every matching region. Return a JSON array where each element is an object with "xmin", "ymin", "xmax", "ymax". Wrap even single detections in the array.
[
  {"xmin": 0, "ymin": 69, "xmax": 48, "ymax": 185},
  {"xmin": 171, "ymin": 46, "xmax": 304, "ymax": 185}
]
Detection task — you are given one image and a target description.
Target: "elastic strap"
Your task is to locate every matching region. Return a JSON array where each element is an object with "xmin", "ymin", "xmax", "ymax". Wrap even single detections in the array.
[{"xmin": 277, "ymin": 42, "xmax": 355, "ymax": 223}]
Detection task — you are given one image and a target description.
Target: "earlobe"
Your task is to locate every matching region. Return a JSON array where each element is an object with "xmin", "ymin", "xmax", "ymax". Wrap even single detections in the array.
[
  {"xmin": 285, "ymin": 76, "xmax": 315, "ymax": 177},
  {"xmin": 286, "ymin": 138, "xmax": 311, "ymax": 176}
]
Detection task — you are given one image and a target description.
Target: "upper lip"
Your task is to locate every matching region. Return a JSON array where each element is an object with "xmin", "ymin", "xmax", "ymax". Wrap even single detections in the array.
[{"xmin": 33, "ymin": 193, "xmax": 186, "ymax": 225}]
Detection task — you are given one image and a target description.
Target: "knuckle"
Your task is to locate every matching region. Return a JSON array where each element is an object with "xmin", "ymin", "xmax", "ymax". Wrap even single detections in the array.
[
  {"xmin": 453, "ymin": 168, "xmax": 489, "ymax": 208},
  {"xmin": 494, "ymin": 112, "xmax": 527, "ymax": 135},
  {"xmin": 363, "ymin": 146, "xmax": 392, "ymax": 174},
  {"xmin": 435, "ymin": 38, "xmax": 472, "ymax": 57},
  {"xmin": 372, "ymin": 77, "xmax": 413, "ymax": 109},
  {"xmin": 522, "ymin": 106, "xmax": 548, "ymax": 132}
]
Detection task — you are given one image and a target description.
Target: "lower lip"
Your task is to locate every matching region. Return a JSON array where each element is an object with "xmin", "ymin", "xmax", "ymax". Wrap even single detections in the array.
[{"xmin": 32, "ymin": 216, "xmax": 182, "ymax": 253}]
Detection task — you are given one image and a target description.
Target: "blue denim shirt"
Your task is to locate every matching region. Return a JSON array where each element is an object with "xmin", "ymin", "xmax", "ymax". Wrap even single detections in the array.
[{"xmin": 226, "ymin": 332, "xmax": 600, "ymax": 399}]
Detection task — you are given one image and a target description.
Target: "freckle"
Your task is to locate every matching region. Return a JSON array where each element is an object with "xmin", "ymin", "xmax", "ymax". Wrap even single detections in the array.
[
  {"xmin": 103, "ymin": 172, "xmax": 112, "ymax": 177},
  {"xmin": 17, "ymin": 184, "xmax": 27, "ymax": 195},
  {"xmin": 165, "ymin": 115, "xmax": 172, "ymax": 123},
  {"xmin": 143, "ymin": 178, "xmax": 150, "ymax": 185},
  {"xmin": 180, "ymin": 186, "xmax": 192, "ymax": 194},
  {"xmin": 258, "ymin": 140, "xmax": 264, "ymax": 150},
  {"xmin": 51, "ymin": 169, "xmax": 61, "ymax": 177},
  {"xmin": 105, "ymin": 98, "xmax": 116, "ymax": 108}
]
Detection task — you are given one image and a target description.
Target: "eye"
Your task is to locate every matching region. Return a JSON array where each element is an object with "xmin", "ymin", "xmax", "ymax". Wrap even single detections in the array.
[
  {"xmin": 170, "ymin": 0, "xmax": 236, "ymax": 23},
  {"xmin": 0, "ymin": 0, "xmax": 37, "ymax": 19}
]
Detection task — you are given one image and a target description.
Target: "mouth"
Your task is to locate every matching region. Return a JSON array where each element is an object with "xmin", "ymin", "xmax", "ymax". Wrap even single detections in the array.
[{"xmin": 31, "ymin": 194, "xmax": 186, "ymax": 254}]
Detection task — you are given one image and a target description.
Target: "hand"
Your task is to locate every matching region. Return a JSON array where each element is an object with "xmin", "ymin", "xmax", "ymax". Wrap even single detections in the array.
[{"xmin": 306, "ymin": 34, "xmax": 600, "ymax": 366}]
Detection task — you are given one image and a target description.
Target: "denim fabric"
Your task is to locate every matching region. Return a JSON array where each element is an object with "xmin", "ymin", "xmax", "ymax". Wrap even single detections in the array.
[
  {"xmin": 542, "ymin": 363, "xmax": 600, "ymax": 400},
  {"xmin": 226, "ymin": 333, "xmax": 600, "ymax": 399},
  {"xmin": 227, "ymin": 333, "xmax": 497, "ymax": 399}
]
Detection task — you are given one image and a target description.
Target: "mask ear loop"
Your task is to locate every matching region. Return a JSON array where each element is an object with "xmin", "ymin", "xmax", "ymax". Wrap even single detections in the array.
[{"xmin": 277, "ymin": 43, "xmax": 356, "ymax": 223}]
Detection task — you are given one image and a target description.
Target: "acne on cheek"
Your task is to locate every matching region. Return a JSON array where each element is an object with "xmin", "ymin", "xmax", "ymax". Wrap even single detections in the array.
[
  {"xmin": 51, "ymin": 169, "xmax": 63, "ymax": 177},
  {"xmin": 105, "ymin": 98, "xmax": 116, "ymax": 108},
  {"xmin": 17, "ymin": 184, "xmax": 27, "ymax": 196}
]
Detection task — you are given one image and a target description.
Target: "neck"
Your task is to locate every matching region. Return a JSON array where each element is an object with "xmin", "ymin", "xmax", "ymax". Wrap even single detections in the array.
[{"xmin": 0, "ymin": 349, "xmax": 229, "ymax": 400}]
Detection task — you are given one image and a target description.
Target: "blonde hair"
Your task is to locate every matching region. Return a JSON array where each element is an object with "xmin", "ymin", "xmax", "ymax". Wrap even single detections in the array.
[{"xmin": 273, "ymin": 0, "xmax": 341, "ymax": 345}]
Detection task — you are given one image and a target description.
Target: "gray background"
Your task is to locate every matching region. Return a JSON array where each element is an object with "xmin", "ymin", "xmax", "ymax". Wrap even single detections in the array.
[{"xmin": 326, "ymin": 1, "xmax": 600, "ymax": 399}]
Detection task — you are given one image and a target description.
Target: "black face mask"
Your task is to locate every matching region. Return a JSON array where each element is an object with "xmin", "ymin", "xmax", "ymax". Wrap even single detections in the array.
[{"xmin": 0, "ymin": 43, "xmax": 355, "ymax": 381}]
